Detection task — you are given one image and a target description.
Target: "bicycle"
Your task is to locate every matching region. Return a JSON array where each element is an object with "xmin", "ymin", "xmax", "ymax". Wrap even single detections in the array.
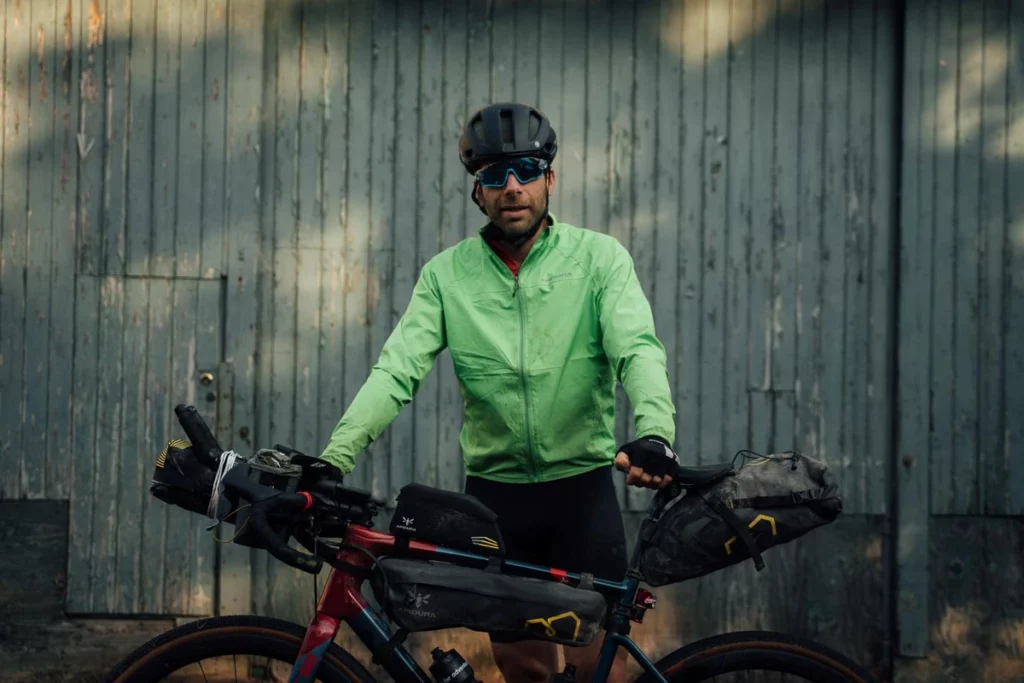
[{"xmin": 103, "ymin": 405, "xmax": 878, "ymax": 683}]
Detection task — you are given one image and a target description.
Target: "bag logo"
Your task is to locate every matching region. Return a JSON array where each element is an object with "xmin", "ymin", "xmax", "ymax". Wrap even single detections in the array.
[
  {"xmin": 396, "ymin": 516, "xmax": 416, "ymax": 532},
  {"xmin": 524, "ymin": 611, "xmax": 582, "ymax": 641},
  {"xmin": 471, "ymin": 536, "xmax": 500, "ymax": 550},
  {"xmin": 724, "ymin": 514, "xmax": 778, "ymax": 555},
  {"xmin": 410, "ymin": 589, "xmax": 431, "ymax": 609}
]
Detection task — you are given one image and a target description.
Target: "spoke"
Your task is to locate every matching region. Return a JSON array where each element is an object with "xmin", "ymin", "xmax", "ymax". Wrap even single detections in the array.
[
  {"xmin": 260, "ymin": 655, "xmax": 272, "ymax": 683},
  {"xmin": 198, "ymin": 659, "xmax": 210, "ymax": 683},
  {"xmin": 234, "ymin": 653, "xmax": 238, "ymax": 683}
]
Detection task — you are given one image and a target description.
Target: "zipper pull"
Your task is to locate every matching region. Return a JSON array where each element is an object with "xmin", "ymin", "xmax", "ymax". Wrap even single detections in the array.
[{"xmin": 513, "ymin": 274, "xmax": 520, "ymax": 297}]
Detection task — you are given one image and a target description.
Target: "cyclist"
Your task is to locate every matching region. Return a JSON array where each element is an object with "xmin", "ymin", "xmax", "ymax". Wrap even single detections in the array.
[{"xmin": 320, "ymin": 102, "xmax": 679, "ymax": 683}]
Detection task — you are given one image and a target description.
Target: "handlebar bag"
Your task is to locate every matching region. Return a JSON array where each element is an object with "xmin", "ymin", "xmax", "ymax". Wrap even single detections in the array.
[
  {"xmin": 639, "ymin": 452, "xmax": 843, "ymax": 587},
  {"xmin": 390, "ymin": 483, "xmax": 506, "ymax": 557},
  {"xmin": 371, "ymin": 557, "xmax": 607, "ymax": 647}
]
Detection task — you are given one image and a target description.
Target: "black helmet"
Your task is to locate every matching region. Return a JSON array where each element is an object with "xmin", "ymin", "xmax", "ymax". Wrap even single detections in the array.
[{"xmin": 459, "ymin": 102, "xmax": 558, "ymax": 174}]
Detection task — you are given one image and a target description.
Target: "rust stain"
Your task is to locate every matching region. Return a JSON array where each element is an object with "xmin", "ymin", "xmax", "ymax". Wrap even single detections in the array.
[
  {"xmin": 81, "ymin": 70, "xmax": 97, "ymax": 104},
  {"xmin": 62, "ymin": 1, "xmax": 73, "ymax": 95},
  {"xmin": 214, "ymin": 1, "xmax": 222, "ymax": 20},
  {"xmin": 37, "ymin": 26, "xmax": 48, "ymax": 103},
  {"xmin": 87, "ymin": 0, "xmax": 104, "ymax": 49},
  {"xmin": 13, "ymin": 0, "xmax": 22, "ymax": 29},
  {"xmin": 933, "ymin": 603, "xmax": 985, "ymax": 658}
]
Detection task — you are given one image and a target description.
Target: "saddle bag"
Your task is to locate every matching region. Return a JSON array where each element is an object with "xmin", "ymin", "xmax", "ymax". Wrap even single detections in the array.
[
  {"xmin": 372, "ymin": 557, "xmax": 608, "ymax": 647},
  {"xmin": 390, "ymin": 483, "xmax": 505, "ymax": 557},
  {"xmin": 639, "ymin": 452, "xmax": 843, "ymax": 587}
]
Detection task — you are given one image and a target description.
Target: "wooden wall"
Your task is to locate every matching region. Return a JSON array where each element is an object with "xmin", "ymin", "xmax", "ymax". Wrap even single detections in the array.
[{"xmin": 0, "ymin": 1, "xmax": 1022, "ymax": 681}]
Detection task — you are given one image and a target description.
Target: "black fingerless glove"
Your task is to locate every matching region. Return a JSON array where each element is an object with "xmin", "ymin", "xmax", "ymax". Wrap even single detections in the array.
[{"xmin": 618, "ymin": 436, "xmax": 680, "ymax": 478}]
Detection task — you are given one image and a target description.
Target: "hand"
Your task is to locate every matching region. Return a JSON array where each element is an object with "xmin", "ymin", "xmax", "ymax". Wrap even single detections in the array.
[{"xmin": 614, "ymin": 436, "xmax": 679, "ymax": 489}]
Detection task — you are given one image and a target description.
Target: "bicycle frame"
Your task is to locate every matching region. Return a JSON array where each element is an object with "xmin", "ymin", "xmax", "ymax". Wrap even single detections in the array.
[{"xmin": 286, "ymin": 522, "xmax": 670, "ymax": 683}]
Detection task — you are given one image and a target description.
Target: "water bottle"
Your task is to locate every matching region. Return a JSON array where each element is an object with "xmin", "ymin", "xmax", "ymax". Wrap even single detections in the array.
[{"xmin": 429, "ymin": 647, "xmax": 481, "ymax": 683}]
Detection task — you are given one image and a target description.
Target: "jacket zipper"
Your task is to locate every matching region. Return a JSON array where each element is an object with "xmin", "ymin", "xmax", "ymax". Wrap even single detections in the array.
[{"xmin": 514, "ymin": 272, "xmax": 537, "ymax": 479}]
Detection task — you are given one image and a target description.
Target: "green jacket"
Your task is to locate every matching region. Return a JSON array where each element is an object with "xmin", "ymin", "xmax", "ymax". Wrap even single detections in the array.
[{"xmin": 320, "ymin": 216, "xmax": 676, "ymax": 483}]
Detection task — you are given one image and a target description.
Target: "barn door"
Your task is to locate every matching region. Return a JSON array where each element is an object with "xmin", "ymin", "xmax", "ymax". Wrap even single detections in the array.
[{"xmin": 66, "ymin": 275, "xmax": 225, "ymax": 616}]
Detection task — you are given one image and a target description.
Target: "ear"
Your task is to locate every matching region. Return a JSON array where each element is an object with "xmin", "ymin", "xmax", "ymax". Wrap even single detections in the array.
[{"xmin": 546, "ymin": 169, "xmax": 556, "ymax": 195}]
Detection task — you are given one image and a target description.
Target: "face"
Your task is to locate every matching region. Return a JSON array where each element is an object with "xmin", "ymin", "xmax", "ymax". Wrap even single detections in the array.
[{"xmin": 474, "ymin": 162, "xmax": 556, "ymax": 237}]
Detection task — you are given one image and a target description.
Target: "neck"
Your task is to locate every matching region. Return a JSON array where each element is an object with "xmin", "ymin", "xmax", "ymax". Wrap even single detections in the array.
[{"xmin": 487, "ymin": 215, "xmax": 550, "ymax": 264}]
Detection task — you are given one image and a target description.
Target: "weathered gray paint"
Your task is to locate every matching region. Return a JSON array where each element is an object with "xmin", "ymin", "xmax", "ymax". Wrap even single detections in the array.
[
  {"xmin": 0, "ymin": 1, "xmax": 1022, "ymax": 677},
  {"xmin": 897, "ymin": 0, "xmax": 1024, "ymax": 659}
]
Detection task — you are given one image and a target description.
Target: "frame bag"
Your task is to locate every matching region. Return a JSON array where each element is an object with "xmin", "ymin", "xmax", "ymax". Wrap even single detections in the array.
[
  {"xmin": 372, "ymin": 558, "xmax": 607, "ymax": 647},
  {"xmin": 639, "ymin": 452, "xmax": 843, "ymax": 587}
]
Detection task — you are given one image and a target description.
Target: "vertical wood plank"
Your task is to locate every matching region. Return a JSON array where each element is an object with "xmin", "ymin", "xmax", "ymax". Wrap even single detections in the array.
[
  {"xmin": 344, "ymin": 0, "xmax": 372, "ymax": 491},
  {"xmin": 772, "ymin": 0, "xmax": 799, "ymax": 454},
  {"xmin": 559, "ymin": 1, "xmax": 585, "ymax": 224},
  {"xmin": 415, "ymin": 0, "xmax": 443, "ymax": 488},
  {"xmin": 91, "ymin": 275, "xmax": 125, "ymax": 613},
  {"xmin": 438, "ymin": 0, "xmax": 467, "ymax": 493},
  {"xmin": 979, "ymin": 0, "xmax": 1010, "ymax": 514},
  {"xmin": 67, "ymin": 276, "xmax": 100, "ymax": 613},
  {"xmin": 103, "ymin": 0, "xmax": 130, "ymax": 277},
  {"xmin": 201, "ymin": 0, "xmax": 228, "ymax": 278},
  {"xmin": 748, "ymin": 0, "xmax": 777, "ymax": 454},
  {"xmin": 627, "ymin": 0, "xmax": 659, "ymax": 512},
  {"xmin": 22, "ymin": 0, "xmax": 60, "ymax": 498},
  {"xmin": 165, "ymin": 279, "xmax": 199, "ymax": 615},
  {"xmin": 867, "ymin": 0, "xmax": 897, "ymax": 515},
  {"xmin": 126, "ymin": 0, "xmax": 156, "ymax": 276},
  {"xmin": 490, "ymin": 0, "xmax": 512, "ymax": 102},
  {"xmin": 897, "ymin": 0, "xmax": 933, "ymax": 657},
  {"xmin": 76, "ymin": 0, "xmax": 106, "ymax": 275},
  {"xmin": 190, "ymin": 279, "xmax": 220, "ymax": 615},
  {"xmin": 0, "ymin": 0, "xmax": 30, "ymax": 498},
  {"xmin": 676, "ymin": 0, "xmax": 706, "ymax": 465},
  {"xmin": 389, "ymin": 0, "xmax": 420, "ymax": 501},
  {"xmin": 139, "ymin": 278, "xmax": 171, "ymax": 615},
  {"xmin": 951, "ymin": 0, "xmax": 983, "ymax": 514},
  {"xmin": 174, "ymin": 0, "xmax": 205, "ymax": 278},
  {"xmin": 538, "ymin": 0, "xmax": 563, "ymax": 212},
  {"xmin": 929, "ymin": 0, "xmax": 957, "ymax": 514},
  {"xmin": 463, "ymin": 0, "xmax": 490, "ymax": 240},
  {"xmin": 513, "ymin": 0, "xmax": 539, "ymax": 106},
  {"xmin": 150, "ymin": 0, "xmax": 182, "ymax": 277},
  {"xmin": 270, "ymin": 0, "xmax": 300, "ymax": 471},
  {"xmin": 115, "ymin": 278, "xmax": 148, "ymax": 614},
  {"xmin": 1006, "ymin": 0, "xmax": 1024, "ymax": 515},
  {"xmin": 295, "ymin": 0, "xmax": 325, "ymax": 464},
  {"xmin": 48, "ymin": 0, "xmax": 82, "ymax": 499},
  {"xmin": 842, "ymin": 0, "xmax": 873, "ymax": 512},
  {"xmin": 700, "ymin": 0, "xmax": 729, "ymax": 465},
  {"xmin": 724, "ymin": 0, "xmax": 754, "ymax": 474},
  {"xmin": 584, "ymin": 0, "xmax": 611, "ymax": 235},
  {"xmin": 221, "ymin": 0, "xmax": 266, "ymax": 613},
  {"xmin": 608, "ymin": 0, "xmax": 634, "ymax": 508},
  {"xmin": 318, "ymin": 0, "xmax": 348, "ymax": 481},
  {"xmin": 820, "ymin": 0, "xmax": 849, "ymax": 481},
  {"xmin": 367, "ymin": 0, "xmax": 396, "ymax": 500},
  {"xmin": 796, "ymin": 0, "xmax": 825, "ymax": 463}
]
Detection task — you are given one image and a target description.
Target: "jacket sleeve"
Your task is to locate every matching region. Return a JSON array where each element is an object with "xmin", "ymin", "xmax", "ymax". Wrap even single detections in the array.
[
  {"xmin": 319, "ymin": 264, "xmax": 447, "ymax": 473},
  {"xmin": 596, "ymin": 240, "xmax": 677, "ymax": 446}
]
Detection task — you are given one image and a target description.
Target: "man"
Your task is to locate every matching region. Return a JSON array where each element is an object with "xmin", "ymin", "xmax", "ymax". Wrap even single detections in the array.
[{"xmin": 320, "ymin": 102, "xmax": 679, "ymax": 682}]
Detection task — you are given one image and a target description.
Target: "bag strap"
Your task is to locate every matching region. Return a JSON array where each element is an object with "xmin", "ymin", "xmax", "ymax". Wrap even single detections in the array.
[
  {"xmin": 728, "ymin": 485, "xmax": 840, "ymax": 510},
  {"xmin": 578, "ymin": 572, "xmax": 595, "ymax": 591},
  {"xmin": 705, "ymin": 495, "xmax": 765, "ymax": 571}
]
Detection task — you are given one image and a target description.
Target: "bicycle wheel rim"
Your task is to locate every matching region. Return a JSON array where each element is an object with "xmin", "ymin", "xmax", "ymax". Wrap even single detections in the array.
[{"xmin": 106, "ymin": 619, "xmax": 366, "ymax": 683}]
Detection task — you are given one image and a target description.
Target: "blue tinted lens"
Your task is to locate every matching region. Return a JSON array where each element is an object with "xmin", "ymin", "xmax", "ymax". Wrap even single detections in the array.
[{"xmin": 477, "ymin": 158, "xmax": 547, "ymax": 187}]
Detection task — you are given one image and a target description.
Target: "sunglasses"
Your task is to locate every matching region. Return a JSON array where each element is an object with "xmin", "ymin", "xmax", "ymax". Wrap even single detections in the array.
[{"xmin": 475, "ymin": 157, "xmax": 550, "ymax": 188}]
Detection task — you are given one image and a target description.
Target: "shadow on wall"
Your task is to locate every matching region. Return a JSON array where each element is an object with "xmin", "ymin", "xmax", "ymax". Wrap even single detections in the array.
[{"xmin": 1, "ymin": 0, "xmax": 1023, "ymax": 681}]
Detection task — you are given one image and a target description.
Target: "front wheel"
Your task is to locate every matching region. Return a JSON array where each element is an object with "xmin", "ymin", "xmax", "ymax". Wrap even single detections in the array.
[
  {"xmin": 639, "ymin": 631, "xmax": 878, "ymax": 683},
  {"xmin": 102, "ymin": 615, "xmax": 376, "ymax": 683}
]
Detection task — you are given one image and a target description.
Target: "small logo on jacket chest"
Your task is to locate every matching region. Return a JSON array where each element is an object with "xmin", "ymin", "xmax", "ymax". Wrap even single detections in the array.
[{"xmin": 545, "ymin": 272, "xmax": 574, "ymax": 283}]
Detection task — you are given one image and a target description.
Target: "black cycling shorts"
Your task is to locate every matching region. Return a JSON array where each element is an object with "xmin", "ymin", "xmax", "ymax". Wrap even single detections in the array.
[{"xmin": 464, "ymin": 465, "xmax": 628, "ymax": 641}]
